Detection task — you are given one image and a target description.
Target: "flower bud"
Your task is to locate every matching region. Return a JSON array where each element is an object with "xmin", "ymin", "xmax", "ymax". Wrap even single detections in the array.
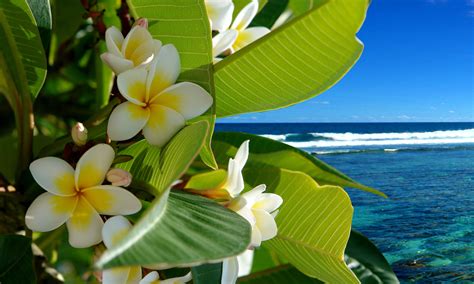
[
  {"xmin": 106, "ymin": 168, "xmax": 132, "ymax": 187},
  {"xmin": 71, "ymin": 122, "xmax": 88, "ymax": 146},
  {"xmin": 134, "ymin": 18, "xmax": 148, "ymax": 29}
]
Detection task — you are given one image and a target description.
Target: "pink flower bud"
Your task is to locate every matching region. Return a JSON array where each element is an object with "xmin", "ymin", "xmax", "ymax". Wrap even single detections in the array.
[
  {"xmin": 134, "ymin": 18, "xmax": 148, "ymax": 29},
  {"xmin": 71, "ymin": 122, "xmax": 88, "ymax": 146},
  {"xmin": 106, "ymin": 168, "xmax": 132, "ymax": 187}
]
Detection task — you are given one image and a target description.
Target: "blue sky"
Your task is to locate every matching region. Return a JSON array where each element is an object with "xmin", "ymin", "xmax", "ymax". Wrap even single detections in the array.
[{"xmin": 219, "ymin": 0, "xmax": 474, "ymax": 123}]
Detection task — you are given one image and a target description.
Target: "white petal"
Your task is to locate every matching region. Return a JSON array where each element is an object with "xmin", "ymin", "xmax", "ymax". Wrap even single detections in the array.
[
  {"xmin": 142, "ymin": 105, "xmax": 185, "ymax": 147},
  {"xmin": 233, "ymin": 27, "xmax": 270, "ymax": 51},
  {"xmin": 234, "ymin": 140, "xmax": 249, "ymax": 168},
  {"xmin": 121, "ymin": 26, "xmax": 154, "ymax": 60},
  {"xmin": 237, "ymin": 250, "xmax": 254, "ymax": 277},
  {"xmin": 140, "ymin": 271, "xmax": 159, "ymax": 283},
  {"xmin": 225, "ymin": 158, "xmax": 244, "ymax": 197},
  {"xmin": 105, "ymin": 26, "xmax": 124, "ymax": 57},
  {"xmin": 160, "ymin": 272, "xmax": 192, "ymax": 284},
  {"xmin": 233, "ymin": 203, "xmax": 256, "ymax": 226},
  {"xmin": 212, "ymin": 29, "xmax": 238, "ymax": 57},
  {"xmin": 83, "ymin": 185, "xmax": 142, "ymax": 216},
  {"xmin": 126, "ymin": 266, "xmax": 142, "ymax": 284},
  {"xmin": 221, "ymin": 257, "xmax": 239, "ymax": 284},
  {"xmin": 107, "ymin": 102, "xmax": 150, "ymax": 141},
  {"xmin": 117, "ymin": 69, "xmax": 148, "ymax": 106},
  {"xmin": 152, "ymin": 82, "xmax": 213, "ymax": 120},
  {"xmin": 66, "ymin": 197, "xmax": 103, "ymax": 248},
  {"xmin": 206, "ymin": 0, "xmax": 234, "ymax": 31},
  {"xmin": 101, "ymin": 53, "xmax": 134, "ymax": 74},
  {"xmin": 102, "ymin": 267, "xmax": 131, "ymax": 284},
  {"xmin": 25, "ymin": 193, "xmax": 77, "ymax": 232},
  {"xmin": 102, "ymin": 215, "xmax": 132, "ymax": 249},
  {"xmin": 231, "ymin": 0, "xmax": 258, "ymax": 31},
  {"xmin": 30, "ymin": 157, "xmax": 76, "ymax": 196},
  {"xmin": 250, "ymin": 224, "xmax": 262, "ymax": 247},
  {"xmin": 253, "ymin": 193, "xmax": 283, "ymax": 213},
  {"xmin": 146, "ymin": 44, "xmax": 180, "ymax": 100},
  {"xmin": 241, "ymin": 184, "xmax": 266, "ymax": 206},
  {"xmin": 129, "ymin": 40, "xmax": 155, "ymax": 67},
  {"xmin": 75, "ymin": 144, "xmax": 115, "ymax": 190},
  {"xmin": 253, "ymin": 209, "xmax": 278, "ymax": 242}
]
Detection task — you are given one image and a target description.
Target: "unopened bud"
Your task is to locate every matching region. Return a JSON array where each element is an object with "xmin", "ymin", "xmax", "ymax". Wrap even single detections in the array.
[
  {"xmin": 134, "ymin": 18, "xmax": 148, "ymax": 29},
  {"xmin": 71, "ymin": 122, "xmax": 88, "ymax": 146},
  {"xmin": 106, "ymin": 168, "xmax": 132, "ymax": 187}
]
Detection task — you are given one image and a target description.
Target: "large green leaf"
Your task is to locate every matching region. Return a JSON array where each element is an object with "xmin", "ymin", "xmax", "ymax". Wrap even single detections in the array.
[
  {"xmin": 239, "ymin": 265, "xmax": 322, "ymax": 284},
  {"xmin": 213, "ymin": 132, "xmax": 386, "ymax": 197},
  {"xmin": 244, "ymin": 168, "xmax": 358, "ymax": 283},
  {"xmin": 214, "ymin": 0, "xmax": 368, "ymax": 117},
  {"xmin": 250, "ymin": 0, "xmax": 289, "ymax": 29},
  {"xmin": 0, "ymin": 235, "xmax": 35, "ymax": 284},
  {"xmin": 192, "ymin": 263, "xmax": 223, "ymax": 284},
  {"xmin": 117, "ymin": 121, "xmax": 209, "ymax": 194},
  {"xmin": 345, "ymin": 230, "xmax": 399, "ymax": 284},
  {"xmin": 96, "ymin": 190, "xmax": 251, "ymax": 269},
  {"xmin": 127, "ymin": 0, "xmax": 218, "ymax": 169},
  {"xmin": 25, "ymin": 0, "xmax": 52, "ymax": 50},
  {"xmin": 0, "ymin": 0, "xmax": 47, "ymax": 100}
]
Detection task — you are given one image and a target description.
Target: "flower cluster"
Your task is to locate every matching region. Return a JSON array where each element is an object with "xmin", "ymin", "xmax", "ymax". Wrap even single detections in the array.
[{"xmin": 205, "ymin": 0, "xmax": 270, "ymax": 61}]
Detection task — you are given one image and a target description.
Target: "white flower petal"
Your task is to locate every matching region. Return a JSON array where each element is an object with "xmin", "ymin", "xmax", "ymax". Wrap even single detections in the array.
[
  {"xmin": 102, "ymin": 267, "xmax": 131, "ymax": 284},
  {"xmin": 107, "ymin": 102, "xmax": 150, "ymax": 141},
  {"xmin": 237, "ymin": 250, "xmax": 254, "ymax": 277},
  {"xmin": 253, "ymin": 209, "xmax": 278, "ymax": 242},
  {"xmin": 30, "ymin": 157, "xmax": 76, "ymax": 196},
  {"xmin": 250, "ymin": 224, "xmax": 262, "ymax": 247},
  {"xmin": 126, "ymin": 266, "xmax": 142, "ymax": 284},
  {"xmin": 153, "ymin": 82, "xmax": 213, "ymax": 120},
  {"xmin": 75, "ymin": 144, "xmax": 115, "ymax": 190},
  {"xmin": 129, "ymin": 40, "xmax": 155, "ymax": 67},
  {"xmin": 83, "ymin": 185, "xmax": 142, "ymax": 216},
  {"xmin": 253, "ymin": 193, "xmax": 283, "ymax": 213},
  {"xmin": 225, "ymin": 158, "xmax": 244, "ymax": 197},
  {"xmin": 66, "ymin": 197, "xmax": 103, "ymax": 248},
  {"xmin": 142, "ymin": 104, "xmax": 185, "ymax": 147},
  {"xmin": 212, "ymin": 29, "xmax": 238, "ymax": 57},
  {"xmin": 231, "ymin": 0, "xmax": 258, "ymax": 31},
  {"xmin": 233, "ymin": 27, "xmax": 270, "ymax": 52},
  {"xmin": 146, "ymin": 44, "xmax": 180, "ymax": 100},
  {"xmin": 105, "ymin": 26, "xmax": 124, "ymax": 57},
  {"xmin": 234, "ymin": 140, "xmax": 249, "ymax": 168},
  {"xmin": 117, "ymin": 69, "xmax": 148, "ymax": 106},
  {"xmin": 221, "ymin": 257, "xmax": 239, "ymax": 284},
  {"xmin": 121, "ymin": 26, "xmax": 154, "ymax": 60},
  {"xmin": 241, "ymin": 184, "xmax": 267, "ymax": 205},
  {"xmin": 101, "ymin": 53, "xmax": 134, "ymax": 74},
  {"xmin": 206, "ymin": 0, "xmax": 234, "ymax": 31},
  {"xmin": 233, "ymin": 203, "xmax": 256, "ymax": 226},
  {"xmin": 160, "ymin": 272, "xmax": 192, "ymax": 284},
  {"xmin": 25, "ymin": 193, "xmax": 77, "ymax": 232},
  {"xmin": 102, "ymin": 215, "xmax": 132, "ymax": 249},
  {"xmin": 140, "ymin": 271, "xmax": 159, "ymax": 284}
]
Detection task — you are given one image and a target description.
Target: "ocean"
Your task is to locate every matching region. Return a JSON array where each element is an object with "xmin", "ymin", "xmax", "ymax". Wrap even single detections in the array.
[{"xmin": 215, "ymin": 122, "xmax": 474, "ymax": 282}]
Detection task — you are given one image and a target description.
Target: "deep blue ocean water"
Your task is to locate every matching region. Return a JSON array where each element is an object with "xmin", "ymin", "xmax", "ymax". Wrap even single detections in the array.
[{"xmin": 216, "ymin": 122, "xmax": 474, "ymax": 282}]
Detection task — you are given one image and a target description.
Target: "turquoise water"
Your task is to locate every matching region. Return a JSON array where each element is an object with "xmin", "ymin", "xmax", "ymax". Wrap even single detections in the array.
[{"xmin": 216, "ymin": 123, "xmax": 474, "ymax": 282}]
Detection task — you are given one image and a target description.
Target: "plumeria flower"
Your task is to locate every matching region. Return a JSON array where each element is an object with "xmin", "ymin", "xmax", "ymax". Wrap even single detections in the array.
[
  {"xmin": 205, "ymin": 0, "xmax": 234, "ymax": 32},
  {"xmin": 101, "ymin": 22, "xmax": 161, "ymax": 74},
  {"xmin": 212, "ymin": 0, "xmax": 270, "ymax": 58},
  {"xmin": 221, "ymin": 250, "xmax": 254, "ymax": 284},
  {"xmin": 107, "ymin": 44, "xmax": 213, "ymax": 147},
  {"xmin": 25, "ymin": 144, "xmax": 141, "ymax": 248},
  {"xmin": 223, "ymin": 140, "xmax": 249, "ymax": 198},
  {"xmin": 228, "ymin": 184, "xmax": 283, "ymax": 247},
  {"xmin": 101, "ymin": 216, "xmax": 192, "ymax": 284}
]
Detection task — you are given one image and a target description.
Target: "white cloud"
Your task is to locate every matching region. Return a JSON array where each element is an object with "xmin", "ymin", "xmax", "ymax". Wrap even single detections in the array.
[{"xmin": 449, "ymin": 110, "xmax": 455, "ymax": 113}]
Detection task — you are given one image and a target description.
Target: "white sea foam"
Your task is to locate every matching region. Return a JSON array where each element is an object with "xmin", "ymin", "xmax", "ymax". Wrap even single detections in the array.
[{"xmin": 260, "ymin": 129, "xmax": 474, "ymax": 148}]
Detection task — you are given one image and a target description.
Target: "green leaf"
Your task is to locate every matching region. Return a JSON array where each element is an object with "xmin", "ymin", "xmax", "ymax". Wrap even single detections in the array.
[
  {"xmin": 233, "ymin": 0, "xmax": 268, "ymax": 17},
  {"xmin": 185, "ymin": 169, "xmax": 227, "ymax": 190},
  {"xmin": 127, "ymin": 0, "xmax": 218, "ymax": 169},
  {"xmin": 250, "ymin": 0, "xmax": 289, "ymax": 29},
  {"xmin": 0, "ymin": 235, "xmax": 35, "ymax": 284},
  {"xmin": 117, "ymin": 121, "xmax": 209, "ymax": 194},
  {"xmin": 239, "ymin": 265, "xmax": 322, "ymax": 284},
  {"xmin": 213, "ymin": 132, "xmax": 386, "ymax": 197},
  {"xmin": 244, "ymin": 168, "xmax": 358, "ymax": 283},
  {"xmin": 192, "ymin": 263, "xmax": 223, "ymax": 284},
  {"xmin": 0, "ymin": 0, "xmax": 47, "ymax": 100},
  {"xmin": 96, "ymin": 190, "xmax": 251, "ymax": 269},
  {"xmin": 26, "ymin": 0, "xmax": 52, "ymax": 50},
  {"xmin": 214, "ymin": 0, "xmax": 368, "ymax": 117},
  {"xmin": 287, "ymin": 0, "xmax": 316, "ymax": 18},
  {"xmin": 345, "ymin": 230, "xmax": 399, "ymax": 284}
]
